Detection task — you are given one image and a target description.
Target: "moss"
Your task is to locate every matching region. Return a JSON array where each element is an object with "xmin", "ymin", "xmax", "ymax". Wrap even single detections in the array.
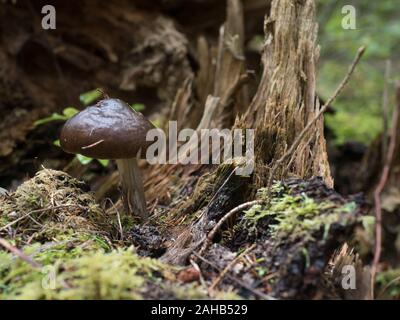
[
  {"xmin": 0, "ymin": 169, "xmax": 113, "ymax": 245},
  {"xmin": 242, "ymin": 186, "xmax": 356, "ymax": 242},
  {"xmin": 219, "ymin": 178, "xmax": 368, "ymax": 299},
  {"xmin": 0, "ymin": 246, "xmax": 213, "ymax": 300},
  {"xmin": 376, "ymin": 269, "xmax": 400, "ymax": 299},
  {"xmin": 0, "ymin": 169, "xmax": 228, "ymax": 300},
  {"xmin": 325, "ymin": 106, "xmax": 383, "ymax": 145}
]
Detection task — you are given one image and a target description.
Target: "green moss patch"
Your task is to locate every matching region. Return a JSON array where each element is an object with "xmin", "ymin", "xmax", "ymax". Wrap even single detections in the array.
[
  {"xmin": 243, "ymin": 190, "xmax": 357, "ymax": 242},
  {"xmin": 214, "ymin": 177, "xmax": 369, "ymax": 299},
  {"xmin": 0, "ymin": 169, "xmax": 112, "ymax": 245},
  {"xmin": 376, "ymin": 269, "xmax": 400, "ymax": 299},
  {"xmin": 0, "ymin": 246, "xmax": 211, "ymax": 300}
]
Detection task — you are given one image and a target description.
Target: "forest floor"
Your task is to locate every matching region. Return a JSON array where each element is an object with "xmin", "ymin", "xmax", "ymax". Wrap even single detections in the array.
[{"xmin": 1, "ymin": 0, "xmax": 400, "ymax": 300}]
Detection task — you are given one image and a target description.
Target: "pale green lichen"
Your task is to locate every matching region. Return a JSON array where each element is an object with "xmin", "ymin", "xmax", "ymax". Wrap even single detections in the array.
[{"xmin": 242, "ymin": 186, "xmax": 357, "ymax": 241}]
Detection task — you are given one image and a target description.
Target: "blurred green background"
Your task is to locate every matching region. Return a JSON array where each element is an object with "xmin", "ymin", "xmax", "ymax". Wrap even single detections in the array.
[{"xmin": 317, "ymin": 0, "xmax": 400, "ymax": 145}]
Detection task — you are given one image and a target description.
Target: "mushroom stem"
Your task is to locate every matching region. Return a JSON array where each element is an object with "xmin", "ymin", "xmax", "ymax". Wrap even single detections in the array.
[{"xmin": 116, "ymin": 158, "xmax": 148, "ymax": 220}]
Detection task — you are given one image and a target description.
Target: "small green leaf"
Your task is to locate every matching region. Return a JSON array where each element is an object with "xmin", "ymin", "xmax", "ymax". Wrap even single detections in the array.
[
  {"xmin": 53, "ymin": 139, "xmax": 61, "ymax": 147},
  {"xmin": 97, "ymin": 159, "xmax": 109, "ymax": 167},
  {"xmin": 130, "ymin": 103, "xmax": 145, "ymax": 112},
  {"xmin": 63, "ymin": 107, "xmax": 79, "ymax": 118},
  {"xmin": 34, "ymin": 113, "xmax": 67, "ymax": 126},
  {"xmin": 79, "ymin": 88, "xmax": 102, "ymax": 106},
  {"xmin": 34, "ymin": 107, "xmax": 79, "ymax": 126},
  {"xmin": 150, "ymin": 119, "xmax": 161, "ymax": 128},
  {"xmin": 76, "ymin": 154, "xmax": 93, "ymax": 165}
]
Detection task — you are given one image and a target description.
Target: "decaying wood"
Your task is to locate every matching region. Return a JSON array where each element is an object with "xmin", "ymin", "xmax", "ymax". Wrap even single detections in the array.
[
  {"xmin": 208, "ymin": 243, "xmax": 256, "ymax": 294},
  {"xmin": 323, "ymin": 243, "xmax": 372, "ymax": 300},
  {"xmin": 266, "ymin": 46, "xmax": 365, "ymax": 195},
  {"xmin": 212, "ymin": 0, "xmax": 247, "ymax": 129},
  {"xmin": 159, "ymin": 0, "xmax": 341, "ymax": 266},
  {"xmin": 145, "ymin": 0, "xmax": 248, "ymax": 205},
  {"xmin": 193, "ymin": 252, "xmax": 275, "ymax": 300},
  {"xmin": 246, "ymin": 0, "xmax": 333, "ymax": 188},
  {"xmin": 161, "ymin": 161, "xmax": 250, "ymax": 264}
]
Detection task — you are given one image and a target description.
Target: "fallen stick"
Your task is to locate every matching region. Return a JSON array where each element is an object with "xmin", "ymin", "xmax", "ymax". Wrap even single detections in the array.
[
  {"xmin": 0, "ymin": 237, "xmax": 41, "ymax": 268},
  {"xmin": 192, "ymin": 252, "xmax": 275, "ymax": 300},
  {"xmin": 0, "ymin": 204, "xmax": 84, "ymax": 232},
  {"xmin": 198, "ymin": 200, "xmax": 263, "ymax": 256},
  {"xmin": 209, "ymin": 243, "xmax": 256, "ymax": 293}
]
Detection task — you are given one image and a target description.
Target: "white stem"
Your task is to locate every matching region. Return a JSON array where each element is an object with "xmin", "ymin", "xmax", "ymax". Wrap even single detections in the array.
[{"xmin": 116, "ymin": 158, "xmax": 148, "ymax": 220}]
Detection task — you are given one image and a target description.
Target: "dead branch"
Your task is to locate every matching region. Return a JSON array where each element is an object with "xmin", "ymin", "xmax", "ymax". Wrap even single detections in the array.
[
  {"xmin": 0, "ymin": 204, "xmax": 85, "ymax": 232},
  {"xmin": 198, "ymin": 200, "xmax": 263, "ymax": 256}
]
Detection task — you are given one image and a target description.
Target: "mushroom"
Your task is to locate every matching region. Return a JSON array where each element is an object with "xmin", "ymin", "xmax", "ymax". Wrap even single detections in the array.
[{"xmin": 60, "ymin": 98, "xmax": 154, "ymax": 220}]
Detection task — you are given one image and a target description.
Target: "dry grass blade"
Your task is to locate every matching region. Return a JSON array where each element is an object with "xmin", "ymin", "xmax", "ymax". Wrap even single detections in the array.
[{"xmin": 0, "ymin": 204, "xmax": 83, "ymax": 232}]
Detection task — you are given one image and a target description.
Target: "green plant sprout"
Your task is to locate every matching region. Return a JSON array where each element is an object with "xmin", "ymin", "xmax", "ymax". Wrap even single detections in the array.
[
  {"xmin": 34, "ymin": 88, "xmax": 146, "ymax": 167},
  {"xmin": 34, "ymin": 107, "xmax": 79, "ymax": 126},
  {"xmin": 130, "ymin": 103, "xmax": 145, "ymax": 112},
  {"xmin": 79, "ymin": 88, "xmax": 103, "ymax": 106}
]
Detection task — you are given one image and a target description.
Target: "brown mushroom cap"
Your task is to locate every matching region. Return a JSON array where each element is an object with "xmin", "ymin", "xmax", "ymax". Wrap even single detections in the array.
[{"xmin": 60, "ymin": 99, "xmax": 155, "ymax": 159}]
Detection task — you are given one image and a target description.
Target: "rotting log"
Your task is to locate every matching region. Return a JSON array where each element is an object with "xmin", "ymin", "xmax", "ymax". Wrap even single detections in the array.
[{"xmin": 245, "ymin": 0, "xmax": 333, "ymax": 189}]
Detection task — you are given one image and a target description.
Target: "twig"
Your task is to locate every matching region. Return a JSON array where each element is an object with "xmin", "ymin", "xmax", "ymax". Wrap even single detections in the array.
[
  {"xmin": 206, "ymin": 168, "xmax": 238, "ymax": 209},
  {"xmin": 209, "ymin": 243, "xmax": 256, "ymax": 293},
  {"xmin": 0, "ymin": 237, "xmax": 41, "ymax": 268},
  {"xmin": 0, "ymin": 204, "xmax": 84, "ymax": 232},
  {"xmin": 189, "ymin": 258, "xmax": 208, "ymax": 290},
  {"xmin": 192, "ymin": 252, "xmax": 275, "ymax": 300},
  {"xmin": 381, "ymin": 60, "xmax": 391, "ymax": 158},
  {"xmin": 266, "ymin": 46, "xmax": 366, "ymax": 192},
  {"xmin": 379, "ymin": 275, "xmax": 400, "ymax": 298},
  {"xmin": 371, "ymin": 84, "xmax": 400, "ymax": 295},
  {"xmin": 198, "ymin": 200, "xmax": 263, "ymax": 256}
]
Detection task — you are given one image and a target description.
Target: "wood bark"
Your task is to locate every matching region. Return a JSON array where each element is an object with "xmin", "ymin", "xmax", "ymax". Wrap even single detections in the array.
[{"xmin": 246, "ymin": 0, "xmax": 333, "ymax": 188}]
